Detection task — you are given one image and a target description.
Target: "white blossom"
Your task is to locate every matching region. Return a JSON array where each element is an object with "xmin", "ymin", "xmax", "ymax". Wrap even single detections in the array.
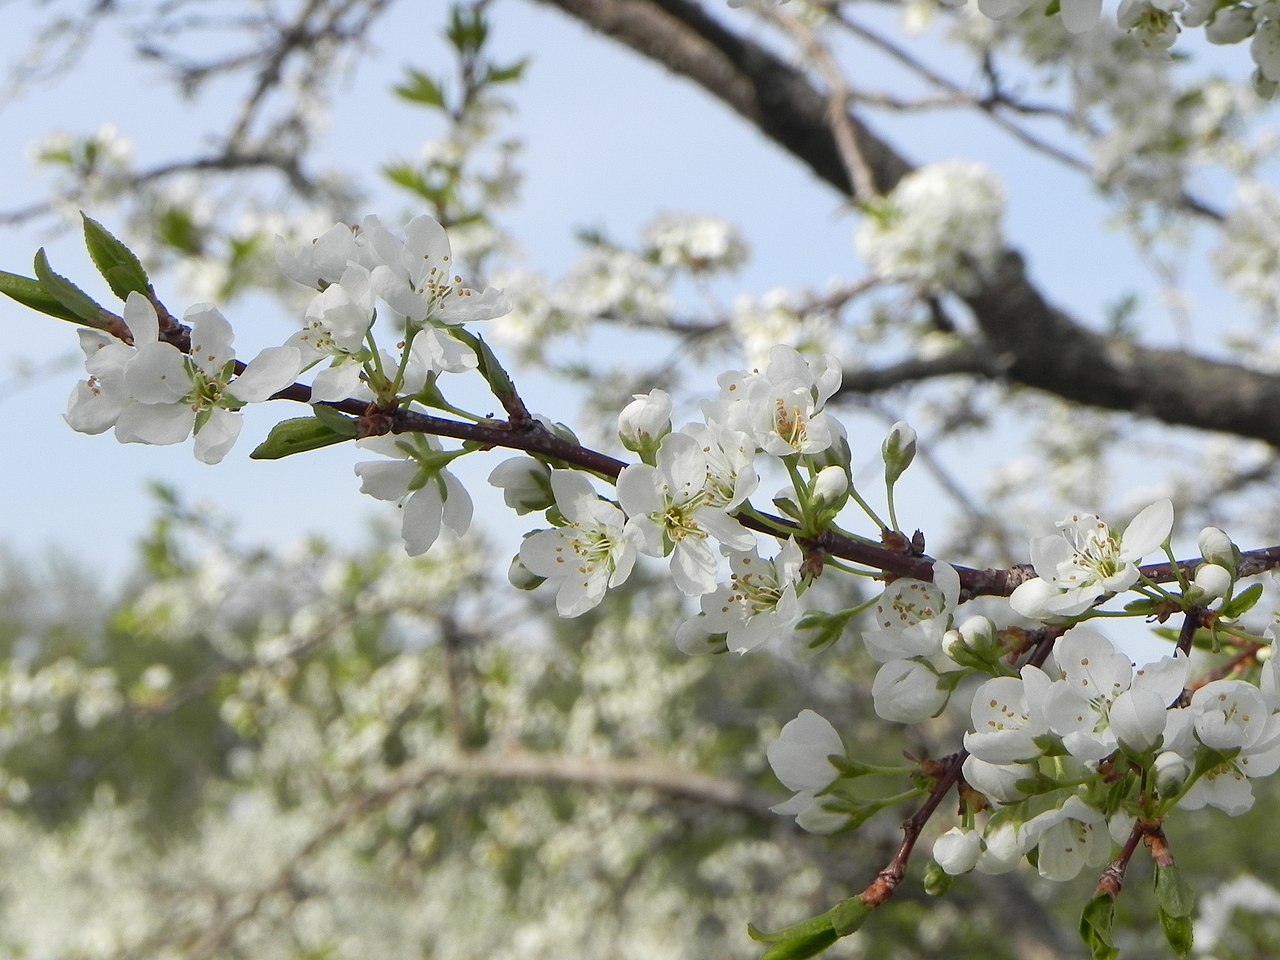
[
  {"xmin": 519, "ymin": 470, "xmax": 636, "ymax": 617},
  {"xmin": 354, "ymin": 433, "xmax": 473, "ymax": 556},
  {"xmin": 767, "ymin": 710, "xmax": 849, "ymax": 834},
  {"xmin": 1009, "ymin": 500, "xmax": 1173, "ymax": 620},
  {"xmin": 675, "ymin": 540, "xmax": 803, "ymax": 654},
  {"xmin": 617, "ymin": 431, "xmax": 755, "ymax": 596},
  {"xmin": 855, "ymin": 160, "xmax": 1005, "ymax": 294}
]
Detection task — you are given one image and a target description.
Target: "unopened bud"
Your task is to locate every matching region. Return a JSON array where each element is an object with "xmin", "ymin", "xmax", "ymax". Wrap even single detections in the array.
[
  {"xmin": 507, "ymin": 554, "xmax": 544, "ymax": 591},
  {"xmin": 488, "ymin": 457, "xmax": 554, "ymax": 515},
  {"xmin": 1191, "ymin": 563, "xmax": 1233, "ymax": 601},
  {"xmin": 1197, "ymin": 526, "xmax": 1237, "ymax": 574},
  {"xmin": 882, "ymin": 421, "xmax": 917, "ymax": 484},
  {"xmin": 813, "ymin": 465, "xmax": 849, "ymax": 508},
  {"xmin": 618, "ymin": 389, "xmax": 672, "ymax": 460},
  {"xmin": 1206, "ymin": 5, "xmax": 1256, "ymax": 44}
]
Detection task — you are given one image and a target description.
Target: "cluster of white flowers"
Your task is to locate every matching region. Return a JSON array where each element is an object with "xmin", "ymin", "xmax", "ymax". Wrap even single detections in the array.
[
  {"xmin": 1215, "ymin": 179, "xmax": 1280, "ymax": 320},
  {"xmin": 641, "ymin": 213, "xmax": 748, "ymax": 274},
  {"xmin": 516, "ymin": 344, "xmax": 848, "ymax": 656},
  {"xmin": 854, "ymin": 160, "xmax": 1006, "ymax": 294},
  {"xmin": 51, "ymin": 208, "xmax": 1280, "ymax": 953},
  {"xmin": 66, "ymin": 214, "xmax": 510, "ymax": 549}
]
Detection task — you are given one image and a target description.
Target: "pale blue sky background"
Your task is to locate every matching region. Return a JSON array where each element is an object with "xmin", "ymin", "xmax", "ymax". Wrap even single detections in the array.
[{"xmin": 0, "ymin": 0, "xmax": 1262, "ymax": 602}]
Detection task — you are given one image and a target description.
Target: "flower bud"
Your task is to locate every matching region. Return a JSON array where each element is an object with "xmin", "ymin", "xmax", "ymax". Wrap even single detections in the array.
[
  {"xmin": 1207, "ymin": 5, "xmax": 1256, "ymax": 44},
  {"xmin": 1191, "ymin": 563, "xmax": 1233, "ymax": 602},
  {"xmin": 1197, "ymin": 526, "xmax": 1237, "ymax": 574},
  {"xmin": 507, "ymin": 554, "xmax": 544, "ymax": 591},
  {"xmin": 943, "ymin": 615, "xmax": 1000, "ymax": 668},
  {"xmin": 618, "ymin": 389, "xmax": 672, "ymax": 460},
  {"xmin": 882, "ymin": 420, "xmax": 918, "ymax": 485},
  {"xmin": 871, "ymin": 659, "xmax": 948, "ymax": 723},
  {"xmin": 933, "ymin": 826, "xmax": 982, "ymax": 876},
  {"xmin": 1153, "ymin": 750, "xmax": 1192, "ymax": 794},
  {"xmin": 813, "ymin": 465, "xmax": 849, "ymax": 508},
  {"xmin": 488, "ymin": 457, "xmax": 554, "ymax": 515}
]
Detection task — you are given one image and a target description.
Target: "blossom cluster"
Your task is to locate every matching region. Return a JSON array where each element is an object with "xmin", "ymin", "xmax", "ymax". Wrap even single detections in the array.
[
  {"xmin": 38, "ymin": 209, "xmax": 1280, "ymax": 960},
  {"xmin": 516, "ymin": 344, "xmax": 847, "ymax": 654}
]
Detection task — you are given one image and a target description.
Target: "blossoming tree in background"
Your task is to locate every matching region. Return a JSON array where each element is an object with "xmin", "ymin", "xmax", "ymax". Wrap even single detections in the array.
[{"xmin": 5, "ymin": 0, "xmax": 1280, "ymax": 958}]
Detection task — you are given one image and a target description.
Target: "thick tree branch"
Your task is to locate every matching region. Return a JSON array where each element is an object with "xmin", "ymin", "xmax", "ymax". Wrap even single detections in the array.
[{"xmin": 534, "ymin": 0, "xmax": 1280, "ymax": 447}]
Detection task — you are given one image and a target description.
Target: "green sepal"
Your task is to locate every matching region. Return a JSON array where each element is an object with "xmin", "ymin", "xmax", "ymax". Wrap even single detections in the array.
[
  {"xmin": 1220, "ymin": 582, "xmax": 1264, "ymax": 620},
  {"xmin": 923, "ymin": 861, "xmax": 952, "ymax": 897},
  {"xmin": 1079, "ymin": 892, "xmax": 1119, "ymax": 960},
  {"xmin": 33, "ymin": 249, "xmax": 108, "ymax": 325},
  {"xmin": 82, "ymin": 213, "xmax": 152, "ymax": 301},
  {"xmin": 394, "ymin": 68, "xmax": 446, "ymax": 108},
  {"xmin": 795, "ymin": 609, "xmax": 855, "ymax": 652},
  {"xmin": 250, "ymin": 416, "xmax": 357, "ymax": 460},
  {"xmin": 0, "ymin": 269, "xmax": 85, "ymax": 324},
  {"xmin": 1154, "ymin": 863, "xmax": 1195, "ymax": 957}
]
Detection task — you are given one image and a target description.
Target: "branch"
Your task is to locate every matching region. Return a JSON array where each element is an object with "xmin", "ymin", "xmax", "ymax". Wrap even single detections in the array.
[{"xmin": 533, "ymin": 0, "xmax": 1280, "ymax": 446}]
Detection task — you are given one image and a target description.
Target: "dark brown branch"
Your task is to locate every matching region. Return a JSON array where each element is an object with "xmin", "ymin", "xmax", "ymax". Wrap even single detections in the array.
[{"xmin": 534, "ymin": 0, "xmax": 1280, "ymax": 447}]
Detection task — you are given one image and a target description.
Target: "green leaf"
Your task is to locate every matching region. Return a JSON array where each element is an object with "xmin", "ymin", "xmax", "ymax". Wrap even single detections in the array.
[
  {"xmin": 454, "ymin": 328, "xmax": 516, "ymax": 402},
  {"xmin": 250, "ymin": 416, "xmax": 356, "ymax": 460},
  {"xmin": 32, "ymin": 248, "xmax": 108, "ymax": 324},
  {"xmin": 394, "ymin": 68, "xmax": 447, "ymax": 108},
  {"xmin": 1123, "ymin": 598, "xmax": 1158, "ymax": 615},
  {"xmin": 1220, "ymin": 582, "xmax": 1264, "ymax": 619},
  {"xmin": 82, "ymin": 213, "xmax": 152, "ymax": 301},
  {"xmin": 485, "ymin": 57, "xmax": 528, "ymax": 85},
  {"xmin": 0, "ymin": 269, "xmax": 85, "ymax": 324},
  {"xmin": 1154, "ymin": 858, "xmax": 1196, "ymax": 958},
  {"xmin": 311, "ymin": 404, "xmax": 360, "ymax": 437},
  {"xmin": 1079, "ymin": 893, "xmax": 1119, "ymax": 960},
  {"xmin": 1154, "ymin": 862, "xmax": 1196, "ymax": 918}
]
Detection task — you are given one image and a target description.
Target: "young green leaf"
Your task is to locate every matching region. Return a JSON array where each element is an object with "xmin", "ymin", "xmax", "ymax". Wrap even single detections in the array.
[
  {"xmin": 0, "ymin": 269, "xmax": 86, "ymax": 324},
  {"xmin": 82, "ymin": 214, "xmax": 152, "ymax": 301},
  {"xmin": 1079, "ymin": 893, "xmax": 1119, "ymax": 960},
  {"xmin": 33, "ymin": 249, "xmax": 109, "ymax": 325},
  {"xmin": 394, "ymin": 68, "xmax": 447, "ymax": 108},
  {"xmin": 1220, "ymin": 582, "xmax": 1264, "ymax": 619},
  {"xmin": 1154, "ymin": 863, "xmax": 1196, "ymax": 957},
  {"xmin": 250, "ymin": 416, "xmax": 356, "ymax": 460}
]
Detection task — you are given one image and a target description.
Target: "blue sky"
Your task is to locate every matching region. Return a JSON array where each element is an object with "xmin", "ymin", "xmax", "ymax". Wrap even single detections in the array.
[{"xmin": 0, "ymin": 0, "xmax": 1258, "ymax": 594}]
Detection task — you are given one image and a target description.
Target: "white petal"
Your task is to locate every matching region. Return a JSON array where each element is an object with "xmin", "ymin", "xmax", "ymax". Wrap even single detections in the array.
[
  {"xmin": 767, "ymin": 709, "xmax": 843, "ymax": 793},
  {"xmin": 123, "ymin": 291, "xmax": 160, "ymax": 345},
  {"xmin": 1120, "ymin": 499, "xmax": 1174, "ymax": 560},
  {"xmin": 114, "ymin": 402, "xmax": 194, "ymax": 446},
  {"xmin": 126, "ymin": 342, "xmax": 190, "ymax": 404},
  {"xmin": 1060, "ymin": 0, "xmax": 1103, "ymax": 31},
  {"xmin": 194, "ymin": 407, "xmax": 243, "ymax": 464},
  {"xmin": 228, "ymin": 345, "xmax": 303, "ymax": 402},
  {"xmin": 354, "ymin": 459, "xmax": 418, "ymax": 501},
  {"xmin": 186, "ymin": 304, "xmax": 236, "ymax": 376},
  {"xmin": 401, "ymin": 485, "xmax": 444, "ymax": 555}
]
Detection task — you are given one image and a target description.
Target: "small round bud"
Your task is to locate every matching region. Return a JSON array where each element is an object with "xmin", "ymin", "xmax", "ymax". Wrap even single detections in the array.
[
  {"xmin": 813, "ymin": 465, "xmax": 849, "ymax": 508},
  {"xmin": 933, "ymin": 826, "xmax": 982, "ymax": 876},
  {"xmin": 488, "ymin": 457, "xmax": 554, "ymax": 515},
  {"xmin": 1207, "ymin": 5, "xmax": 1256, "ymax": 44},
  {"xmin": 1191, "ymin": 563, "xmax": 1233, "ymax": 601},
  {"xmin": 618, "ymin": 389, "xmax": 672, "ymax": 460},
  {"xmin": 507, "ymin": 554, "xmax": 544, "ymax": 591},
  {"xmin": 882, "ymin": 420, "xmax": 918, "ymax": 484},
  {"xmin": 1197, "ymin": 526, "xmax": 1237, "ymax": 573},
  {"xmin": 1153, "ymin": 750, "xmax": 1192, "ymax": 794}
]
